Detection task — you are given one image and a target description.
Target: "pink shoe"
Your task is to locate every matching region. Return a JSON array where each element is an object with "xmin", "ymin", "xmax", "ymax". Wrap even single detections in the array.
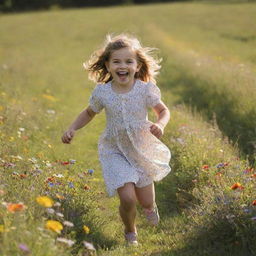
[
  {"xmin": 124, "ymin": 231, "xmax": 138, "ymax": 246},
  {"xmin": 143, "ymin": 204, "xmax": 160, "ymax": 226}
]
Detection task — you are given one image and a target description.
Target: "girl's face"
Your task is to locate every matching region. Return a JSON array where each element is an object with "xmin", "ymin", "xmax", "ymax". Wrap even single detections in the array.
[{"xmin": 105, "ymin": 47, "xmax": 141, "ymax": 87}]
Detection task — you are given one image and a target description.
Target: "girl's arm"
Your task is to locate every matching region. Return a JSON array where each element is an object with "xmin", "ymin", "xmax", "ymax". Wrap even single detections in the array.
[
  {"xmin": 62, "ymin": 106, "xmax": 97, "ymax": 144},
  {"xmin": 150, "ymin": 101, "xmax": 170, "ymax": 139}
]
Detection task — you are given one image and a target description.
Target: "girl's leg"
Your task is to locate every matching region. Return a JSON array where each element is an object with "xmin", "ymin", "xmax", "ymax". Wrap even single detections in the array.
[
  {"xmin": 134, "ymin": 182, "xmax": 155, "ymax": 210},
  {"xmin": 117, "ymin": 182, "xmax": 137, "ymax": 233}
]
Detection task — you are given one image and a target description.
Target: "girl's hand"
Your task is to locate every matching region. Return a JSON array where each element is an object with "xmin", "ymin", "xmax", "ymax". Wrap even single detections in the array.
[
  {"xmin": 150, "ymin": 123, "xmax": 164, "ymax": 139},
  {"xmin": 62, "ymin": 129, "xmax": 75, "ymax": 144}
]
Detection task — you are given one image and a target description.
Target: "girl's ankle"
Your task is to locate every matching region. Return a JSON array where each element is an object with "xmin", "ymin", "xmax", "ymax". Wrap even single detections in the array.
[{"xmin": 124, "ymin": 226, "xmax": 137, "ymax": 234}]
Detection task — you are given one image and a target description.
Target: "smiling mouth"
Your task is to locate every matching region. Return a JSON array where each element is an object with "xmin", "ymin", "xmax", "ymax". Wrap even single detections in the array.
[{"xmin": 116, "ymin": 71, "xmax": 129, "ymax": 78}]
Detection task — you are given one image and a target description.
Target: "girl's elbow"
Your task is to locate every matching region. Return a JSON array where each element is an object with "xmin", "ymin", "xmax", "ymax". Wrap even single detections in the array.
[{"xmin": 86, "ymin": 106, "xmax": 96, "ymax": 119}]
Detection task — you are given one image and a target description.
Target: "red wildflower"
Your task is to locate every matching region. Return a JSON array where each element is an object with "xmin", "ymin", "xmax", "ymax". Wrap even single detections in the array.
[
  {"xmin": 230, "ymin": 182, "xmax": 244, "ymax": 190},
  {"xmin": 202, "ymin": 165, "xmax": 209, "ymax": 170},
  {"xmin": 252, "ymin": 200, "xmax": 256, "ymax": 206},
  {"xmin": 61, "ymin": 161, "xmax": 70, "ymax": 165},
  {"xmin": 46, "ymin": 177, "xmax": 55, "ymax": 182}
]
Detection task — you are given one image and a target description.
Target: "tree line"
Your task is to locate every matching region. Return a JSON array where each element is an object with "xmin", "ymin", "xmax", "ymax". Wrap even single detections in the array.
[{"xmin": 0, "ymin": 0, "xmax": 188, "ymax": 12}]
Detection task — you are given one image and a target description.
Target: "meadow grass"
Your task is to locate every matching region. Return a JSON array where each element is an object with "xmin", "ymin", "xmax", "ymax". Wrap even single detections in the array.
[{"xmin": 0, "ymin": 2, "xmax": 256, "ymax": 255}]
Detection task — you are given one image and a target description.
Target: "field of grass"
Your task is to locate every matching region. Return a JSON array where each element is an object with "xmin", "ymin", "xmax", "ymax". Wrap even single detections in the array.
[{"xmin": 0, "ymin": 2, "xmax": 256, "ymax": 255}]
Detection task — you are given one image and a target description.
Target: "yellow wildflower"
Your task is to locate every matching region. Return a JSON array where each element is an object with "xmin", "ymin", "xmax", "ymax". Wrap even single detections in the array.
[
  {"xmin": 45, "ymin": 220, "xmax": 63, "ymax": 234},
  {"xmin": 83, "ymin": 225, "xmax": 90, "ymax": 234},
  {"xmin": 36, "ymin": 196, "xmax": 54, "ymax": 208}
]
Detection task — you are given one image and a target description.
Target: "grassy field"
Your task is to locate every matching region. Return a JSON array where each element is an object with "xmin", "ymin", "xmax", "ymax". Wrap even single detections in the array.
[{"xmin": 0, "ymin": 2, "xmax": 256, "ymax": 255}]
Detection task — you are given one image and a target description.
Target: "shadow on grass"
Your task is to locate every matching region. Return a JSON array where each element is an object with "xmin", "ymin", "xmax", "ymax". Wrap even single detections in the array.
[
  {"xmin": 151, "ymin": 205, "xmax": 255, "ymax": 256},
  {"xmin": 160, "ymin": 66, "xmax": 256, "ymax": 165},
  {"xmin": 155, "ymin": 155, "xmax": 200, "ymax": 220},
  {"xmin": 61, "ymin": 197, "xmax": 118, "ymax": 254}
]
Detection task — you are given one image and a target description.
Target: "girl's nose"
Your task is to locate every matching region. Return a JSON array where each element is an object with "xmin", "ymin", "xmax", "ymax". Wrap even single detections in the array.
[{"xmin": 120, "ymin": 62, "xmax": 127, "ymax": 68}]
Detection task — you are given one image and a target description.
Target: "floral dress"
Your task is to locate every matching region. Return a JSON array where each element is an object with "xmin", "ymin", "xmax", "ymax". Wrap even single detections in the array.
[{"xmin": 89, "ymin": 79, "xmax": 171, "ymax": 197}]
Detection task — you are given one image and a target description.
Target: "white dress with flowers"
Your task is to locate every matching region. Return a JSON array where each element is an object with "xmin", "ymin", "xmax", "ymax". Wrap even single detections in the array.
[{"xmin": 89, "ymin": 79, "xmax": 171, "ymax": 197}]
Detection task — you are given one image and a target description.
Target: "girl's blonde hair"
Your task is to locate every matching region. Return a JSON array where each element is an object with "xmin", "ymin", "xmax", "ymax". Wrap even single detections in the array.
[{"xmin": 83, "ymin": 33, "xmax": 162, "ymax": 84}]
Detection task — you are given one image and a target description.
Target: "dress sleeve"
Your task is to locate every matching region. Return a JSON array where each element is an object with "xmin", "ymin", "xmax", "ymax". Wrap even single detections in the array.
[
  {"xmin": 89, "ymin": 85, "xmax": 104, "ymax": 113},
  {"xmin": 146, "ymin": 82, "xmax": 161, "ymax": 108}
]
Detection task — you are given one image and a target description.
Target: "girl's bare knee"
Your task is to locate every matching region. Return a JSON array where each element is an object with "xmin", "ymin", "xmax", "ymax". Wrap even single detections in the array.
[{"xmin": 118, "ymin": 183, "xmax": 137, "ymax": 210}]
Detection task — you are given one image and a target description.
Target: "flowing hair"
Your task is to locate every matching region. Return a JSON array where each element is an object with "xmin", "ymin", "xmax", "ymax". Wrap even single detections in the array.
[{"xmin": 83, "ymin": 33, "xmax": 162, "ymax": 84}]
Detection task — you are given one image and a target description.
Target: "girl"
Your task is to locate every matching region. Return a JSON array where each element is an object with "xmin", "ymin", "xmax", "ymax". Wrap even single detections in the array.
[{"xmin": 62, "ymin": 34, "xmax": 171, "ymax": 246}]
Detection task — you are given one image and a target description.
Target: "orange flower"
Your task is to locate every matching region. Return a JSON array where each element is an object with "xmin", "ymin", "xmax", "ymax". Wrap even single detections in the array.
[
  {"xmin": 84, "ymin": 185, "xmax": 90, "ymax": 190},
  {"xmin": 202, "ymin": 165, "xmax": 209, "ymax": 170},
  {"xmin": 252, "ymin": 200, "xmax": 256, "ymax": 206},
  {"xmin": 230, "ymin": 183, "xmax": 244, "ymax": 190},
  {"xmin": 19, "ymin": 174, "xmax": 27, "ymax": 179},
  {"xmin": 56, "ymin": 193, "xmax": 65, "ymax": 200},
  {"xmin": 7, "ymin": 203, "xmax": 25, "ymax": 213}
]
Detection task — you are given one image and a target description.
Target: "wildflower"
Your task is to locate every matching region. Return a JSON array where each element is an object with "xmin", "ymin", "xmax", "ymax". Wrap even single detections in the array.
[
  {"xmin": 54, "ymin": 202, "xmax": 61, "ymax": 207},
  {"xmin": 45, "ymin": 162, "xmax": 52, "ymax": 168},
  {"xmin": 56, "ymin": 193, "xmax": 65, "ymax": 200},
  {"xmin": 252, "ymin": 200, "xmax": 256, "ymax": 206},
  {"xmin": 84, "ymin": 185, "xmax": 90, "ymax": 190},
  {"xmin": 28, "ymin": 157, "xmax": 37, "ymax": 163},
  {"xmin": 88, "ymin": 169, "xmax": 94, "ymax": 175},
  {"xmin": 46, "ymin": 177, "xmax": 55, "ymax": 182},
  {"xmin": 83, "ymin": 241, "xmax": 95, "ymax": 251},
  {"xmin": 63, "ymin": 221, "xmax": 74, "ymax": 227},
  {"xmin": 48, "ymin": 182, "xmax": 55, "ymax": 187},
  {"xmin": 18, "ymin": 243, "xmax": 30, "ymax": 253},
  {"xmin": 19, "ymin": 174, "xmax": 27, "ymax": 179},
  {"xmin": 251, "ymin": 216, "xmax": 256, "ymax": 221},
  {"xmin": 45, "ymin": 220, "xmax": 63, "ymax": 233},
  {"xmin": 7, "ymin": 203, "xmax": 26, "ymax": 213},
  {"xmin": 83, "ymin": 225, "xmax": 90, "ymax": 234},
  {"xmin": 61, "ymin": 161, "xmax": 70, "ymax": 165},
  {"xmin": 69, "ymin": 159, "xmax": 76, "ymax": 164},
  {"xmin": 68, "ymin": 182, "xmax": 74, "ymax": 188},
  {"xmin": 56, "ymin": 237, "xmax": 75, "ymax": 247},
  {"xmin": 4, "ymin": 162, "xmax": 16, "ymax": 168},
  {"xmin": 36, "ymin": 196, "xmax": 54, "ymax": 208},
  {"xmin": 53, "ymin": 174, "xmax": 64, "ymax": 178},
  {"xmin": 56, "ymin": 212, "xmax": 64, "ymax": 218},
  {"xmin": 216, "ymin": 163, "xmax": 225, "ymax": 168},
  {"xmin": 46, "ymin": 208, "xmax": 55, "ymax": 214},
  {"xmin": 230, "ymin": 182, "xmax": 244, "ymax": 190},
  {"xmin": 202, "ymin": 165, "xmax": 209, "ymax": 170}
]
